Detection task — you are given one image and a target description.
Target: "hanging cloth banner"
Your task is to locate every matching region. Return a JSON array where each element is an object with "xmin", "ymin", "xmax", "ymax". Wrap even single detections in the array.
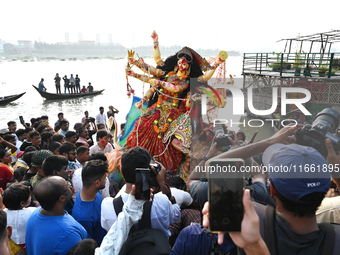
[{"xmin": 118, "ymin": 95, "xmax": 148, "ymax": 146}]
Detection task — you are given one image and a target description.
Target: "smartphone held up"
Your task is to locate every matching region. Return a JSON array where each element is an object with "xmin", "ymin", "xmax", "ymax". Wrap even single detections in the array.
[
  {"xmin": 135, "ymin": 168, "xmax": 151, "ymax": 200},
  {"xmin": 207, "ymin": 158, "xmax": 245, "ymax": 232}
]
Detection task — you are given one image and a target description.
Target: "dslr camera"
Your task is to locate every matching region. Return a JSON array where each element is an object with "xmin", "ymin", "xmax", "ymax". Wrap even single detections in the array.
[
  {"xmin": 295, "ymin": 108, "xmax": 340, "ymax": 157},
  {"xmin": 213, "ymin": 122, "xmax": 234, "ymax": 148},
  {"xmin": 87, "ymin": 117, "xmax": 95, "ymax": 122}
]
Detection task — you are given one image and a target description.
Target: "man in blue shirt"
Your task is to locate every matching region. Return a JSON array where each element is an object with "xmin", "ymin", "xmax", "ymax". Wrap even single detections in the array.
[
  {"xmin": 58, "ymin": 120, "xmax": 69, "ymax": 137},
  {"xmin": 75, "ymin": 74, "xmax": 81, "ymax": 93},
  {"xmin": 25, "ymin": 176, "xmax": 88, "ymax": 255},
  {"xmin": 72, "ymin": 160, "xmax": 108, "ymax": 245},
  {"xmin": 42, "ymin": 154, "xmax": 75, "ymax": 215},
  {"xmin": 38, "ymin": 78, "xmax": 47, "ymax": 91}
]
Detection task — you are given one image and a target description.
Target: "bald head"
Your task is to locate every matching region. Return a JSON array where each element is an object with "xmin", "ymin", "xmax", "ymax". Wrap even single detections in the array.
[{"xmin": 34, "ymin": 176, "xmax": 67, "ymax": 211}]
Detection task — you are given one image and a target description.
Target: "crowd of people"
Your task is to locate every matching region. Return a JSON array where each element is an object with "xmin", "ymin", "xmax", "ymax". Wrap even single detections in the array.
[
  {"xmin": 36, "ymin": 73, "xmax": 94, "ymax": 94},
  {"xmin": 1, "ymin": 103, "xmax": 340, "ymax": 255},
  {"xmin": 8, "ymin": 30, "xmax": 338, "ymax": 254}
]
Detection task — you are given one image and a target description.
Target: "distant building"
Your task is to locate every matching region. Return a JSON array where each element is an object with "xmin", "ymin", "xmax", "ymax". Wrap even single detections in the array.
[
  {"xmin": 65, "ymin": 33, "xmax": 70, "ymax": 44},
  {"xmin": 78, "ymin": 40, "xmax": 96, "ymax": 46},
  {"xmin": 0, "ymin": 39, "xmax": 4, "ymax": 53},
  {"xmin": 100, "ymin": 43, "xmax": 122, "ymax": 47},
  {"xmin": 57, "ymin": 42, "xmax": 77, "ymax": 45},
  {"xmin": 17, "ymin": 40, "xmax": 33, "ymax": 54}
]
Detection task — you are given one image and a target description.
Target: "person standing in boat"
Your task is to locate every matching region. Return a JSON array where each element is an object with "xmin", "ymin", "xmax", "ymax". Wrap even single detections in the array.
[
  {"xmin": 38, "ymin": 78, "xmax": 47, "ymax": 92},
  {"xmin": 75, "ymin": 74, "xmax": 81, "ymax": 94},
  {"xmin": 63, "ymin": 75, "xmax": 70, "ymax": 94},
  {"xmin": 69, "ymin": 74, "xmax": 76, "ymax": 94},
  {"xmin": 87, "ymin": 82, "xmax": 93, "ymax": 92},
  {"xmin": 54, "ymin": 73, "xmax": 61, "ymax": 94}
]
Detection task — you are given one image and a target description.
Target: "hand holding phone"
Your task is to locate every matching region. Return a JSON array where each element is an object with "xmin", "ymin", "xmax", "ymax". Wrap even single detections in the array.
[
  {"xmin": 203, "ymin": 189, "xmax": 264, "ymax": 249},
  {"xmin": 19, "ymin": 116, "xmax": 24, "ymax": 123},
  {"xmin": 135, "ymin": 168, "xmax": 151, "ymax": 200},
  {"xmin": 207, "ymin": 158, "xmax": 244, "ymax": 232}
]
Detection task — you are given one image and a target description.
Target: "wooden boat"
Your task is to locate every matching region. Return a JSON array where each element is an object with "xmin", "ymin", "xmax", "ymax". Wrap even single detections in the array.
[
  {"xmin": 0, "ymin": 92, "xmax": 26, "ymax": 106},
  {"xmin": 32, "ymin": 85, "xmax": 104, "ymax": 100}
]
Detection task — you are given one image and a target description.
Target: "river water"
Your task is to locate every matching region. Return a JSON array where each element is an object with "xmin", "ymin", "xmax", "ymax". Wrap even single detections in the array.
[{"xmin": 0, "ymin": 56, "xmax": 274, "ymax": 142}]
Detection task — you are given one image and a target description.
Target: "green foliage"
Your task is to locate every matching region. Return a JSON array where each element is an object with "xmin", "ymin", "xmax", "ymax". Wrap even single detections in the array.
[
  {"xmin": 269, "ymin": 62, "xmax": 281, "ymax": 69},
  {"xmin": 318, "ymin": 65, "xmax": 328, "ymax": 72},
  {"xmin": 332, "ymin": 58, "xmax": 339, "ymax": 68},
  {"xmin": 293, "ymin": 52, "xmax": 305, "ymax": 68},
  {"xmin": 269, "ymin": 61, "xmax": 291, "ymax": 70}
]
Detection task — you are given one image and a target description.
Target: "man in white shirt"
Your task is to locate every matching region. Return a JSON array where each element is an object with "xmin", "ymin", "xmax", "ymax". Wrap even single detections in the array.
[
  {"xmin": 69, "ymin": 74, "xmax": 76, "ymax": 94},
  {"xmin": 167, "ymin": 176, "xmax": 193, "ymax": 208},
  {"xmin": 72, "ymin": 152, "xmax": 110, "ymax": 201},
  {"xmin": 101, "ymin": 146, "xmax": 181, "ymax": 237},
  {"xmin": 96, "ymin": 107, "xmax": 107, "ymax": 129},
  {"xmin": 89, "ymin": 130, "xmax": 113, "ymax": 155},
  {"xmin": 15, "ymin": 129, "xmax": 26, "ymax": 151}
]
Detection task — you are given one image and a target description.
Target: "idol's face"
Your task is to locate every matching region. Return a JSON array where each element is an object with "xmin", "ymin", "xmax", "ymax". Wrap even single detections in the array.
[{"xmin": 177, "ymin": 58, "xmax": 189, "ymax": 72}]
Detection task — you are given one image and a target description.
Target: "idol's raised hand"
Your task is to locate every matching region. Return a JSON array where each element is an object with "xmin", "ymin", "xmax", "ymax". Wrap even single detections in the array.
[
  {"xmin": 151, "ymin": 30, "xmax": 158, "ymax": 42},
  {"xmin": 126, "ymin": 69, "xmax": 135, "ymax": 77}
]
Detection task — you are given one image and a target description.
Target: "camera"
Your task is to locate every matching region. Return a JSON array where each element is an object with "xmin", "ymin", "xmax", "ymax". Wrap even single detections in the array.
[
  {"xmin": 213, "ymin": 122, "xmax": 233, "ymax": 148},
  {"xmin": 227, "ymin": 131, "xmax": 235, "ymax": 140},
  {"xmin": 295, "ymin": 108, "xmax": 340, "ymax": 157},
  {"xmin": 150, "ymin": 162, "xmax": 161, "ymax": 174},
  {"xmin": 87, "ymin": 117, "xmax": 95, "ymax": 122}
]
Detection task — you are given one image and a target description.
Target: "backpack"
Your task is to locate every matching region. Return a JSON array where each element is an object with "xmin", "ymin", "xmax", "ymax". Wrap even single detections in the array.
[
  {"xmin": 113, "ymin": 196, "xmax": 170, "ymax": 255},
  {"xmin": 252, "ymin": 202, "xmax": 340, "ymax": 255}
]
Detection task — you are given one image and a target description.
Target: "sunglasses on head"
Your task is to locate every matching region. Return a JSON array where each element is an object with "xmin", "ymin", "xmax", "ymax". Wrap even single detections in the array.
[{"xmin": 178, "ymin": 53, "xmax": 192, "ymax": 63}]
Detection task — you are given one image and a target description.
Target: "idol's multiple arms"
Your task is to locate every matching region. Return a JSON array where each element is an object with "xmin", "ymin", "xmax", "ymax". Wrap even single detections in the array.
[
  {"xmin": 151, "ymin": 30, "xmax": 164, "ymax": 67},
  {"xmin": 197, "ymin": 51, "xmax": 228, "ymax": 82}
]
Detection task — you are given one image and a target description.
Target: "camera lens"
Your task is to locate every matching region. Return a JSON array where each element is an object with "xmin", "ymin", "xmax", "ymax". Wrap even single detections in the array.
[
  {"xmin": 295, "ymin": 108, "xmax": 340, "ymax": 157},
  {"xmin": 312, "ymin": 108, "xmax": 340, "ymax": 134}
]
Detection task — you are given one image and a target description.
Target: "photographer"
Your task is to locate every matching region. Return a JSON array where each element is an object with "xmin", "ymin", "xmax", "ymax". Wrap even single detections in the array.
[
  {"xmin": 188, "ymin": 131, "xmax": 274, "ymax": 213},
  {"xmin": 188, "ymin": 123, "xmax": 240, "ymax": 192},
  {"xmin": 316, "ymin": 139, "xmax": 340, "ymax": 224},
  {"xmin": 202, "ymin": 122, "xmax": 340, "ymax": 254},
  {"xmin": 101, "ymin": 146, "xmax": 180, "ymax": 238},
  {"xmin": 213, "ymin": 121, "xmax": 238, "ymax": 150},
  {"xmin": 295, "ymin": 108, "xmax": 340, "ymax": 158}
]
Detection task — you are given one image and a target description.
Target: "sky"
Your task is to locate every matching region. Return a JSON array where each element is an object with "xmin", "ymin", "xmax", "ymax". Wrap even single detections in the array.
[{"xmin": 1, "ymin": 0, "xmax": 339, "ymax": 53}]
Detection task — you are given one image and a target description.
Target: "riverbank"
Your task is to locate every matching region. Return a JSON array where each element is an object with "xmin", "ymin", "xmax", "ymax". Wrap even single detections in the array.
[{"xmin": 0, "ymin": 56, "xmax": 272, "ymax": 143}]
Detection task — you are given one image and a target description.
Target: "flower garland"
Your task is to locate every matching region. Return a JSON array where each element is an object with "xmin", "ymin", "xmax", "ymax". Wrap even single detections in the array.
[
  {"xmin": 166, "ymin": 72, "xmax": 188, "ymax": 81},
  {"xmin": 153, "ymin": 88, "xmax": 178, "ymax": 138},
  {"xmin": 153, "ymin": 72, "xmax": 189, "ymax": 138}
]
